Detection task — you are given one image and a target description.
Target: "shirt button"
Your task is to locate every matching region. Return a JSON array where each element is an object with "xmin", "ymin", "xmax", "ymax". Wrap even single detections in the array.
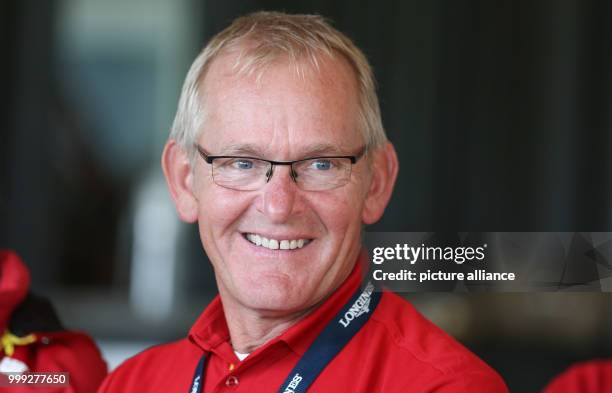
[{"xmin": 225, "ymin": 375, "xmax": 239, "ymax": 388}]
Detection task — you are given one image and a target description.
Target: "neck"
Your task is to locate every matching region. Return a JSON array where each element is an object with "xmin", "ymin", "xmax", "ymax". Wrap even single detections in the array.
[{"xmin": 222, "ymin": 302, "xmax": 315, "ymax": 354}]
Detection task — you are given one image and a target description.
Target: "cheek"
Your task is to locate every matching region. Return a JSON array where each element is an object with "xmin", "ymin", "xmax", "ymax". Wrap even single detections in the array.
[
  {"xmin": 307, "ymin": 188, "xmax": 365, "ymax": 234},
  {"xmin": 197, "ymin": 187, "xmax": 253, "ymax": 236}
]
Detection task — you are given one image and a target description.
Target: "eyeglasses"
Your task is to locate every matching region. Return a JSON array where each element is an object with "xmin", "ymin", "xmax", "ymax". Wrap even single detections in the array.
[{"xmin": 195, "ymin": 144, "xmax": 366, "ymax": 191}]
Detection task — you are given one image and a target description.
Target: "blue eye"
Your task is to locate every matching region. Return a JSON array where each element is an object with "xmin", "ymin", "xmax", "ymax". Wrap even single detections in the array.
[
  {"xmin": 232, "ymin": 159, "xmax": 254, "ymax": 170},
  {"xmin": 312, "ymin": 159, "xmax": 332, "ymax": 170}
]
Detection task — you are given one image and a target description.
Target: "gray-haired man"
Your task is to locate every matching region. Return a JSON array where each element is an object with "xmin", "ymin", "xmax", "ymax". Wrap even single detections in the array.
[{"xmin": 99, "ymin": 12, "xmax": 507, "ymax": 393}]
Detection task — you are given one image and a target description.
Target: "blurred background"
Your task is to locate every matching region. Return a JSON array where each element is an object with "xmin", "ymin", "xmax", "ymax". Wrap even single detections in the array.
[{"xmin": 1, "ymin": 0, "xmax": 611, "ymax": 391}]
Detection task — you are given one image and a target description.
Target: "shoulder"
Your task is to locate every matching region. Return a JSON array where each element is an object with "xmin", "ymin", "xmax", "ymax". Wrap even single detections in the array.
[
  {"xmin": 98, "ymin": 338, "xmax": 201, "ymax": 393},
  {"xmin": 366, "ymin": 291, "xmax": 508, "ymax": 392}
]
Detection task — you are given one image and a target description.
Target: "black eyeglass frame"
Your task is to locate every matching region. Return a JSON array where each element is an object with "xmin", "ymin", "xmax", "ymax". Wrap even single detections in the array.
[{"xmin": 194, "ymin": 143, "xmax": 366, "ymax": 186}]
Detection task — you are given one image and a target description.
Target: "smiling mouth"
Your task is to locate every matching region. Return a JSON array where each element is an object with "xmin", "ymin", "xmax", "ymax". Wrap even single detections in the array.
[{"xmin": 243, "ymin": 233, "xmax": 313, "ymax": 250}]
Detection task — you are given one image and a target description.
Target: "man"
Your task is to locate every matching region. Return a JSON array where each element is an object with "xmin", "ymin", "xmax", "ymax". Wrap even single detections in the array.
[{"xmin": 99, "ymin": 11, "xmax": 508, "ymax": 392}]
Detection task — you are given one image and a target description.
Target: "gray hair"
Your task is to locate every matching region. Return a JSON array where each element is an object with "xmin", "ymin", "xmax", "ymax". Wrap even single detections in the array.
[{"xmin": 169, "ymin": 11, "xmax": 387, "ymax": 160}]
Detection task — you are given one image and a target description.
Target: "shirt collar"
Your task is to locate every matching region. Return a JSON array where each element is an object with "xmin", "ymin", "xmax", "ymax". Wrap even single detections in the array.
[
  {"xmin": 189, "ymin": 296, "xmax": 230, "ymax": 353},
  {"xmin": 189, "ymin": 249, "xmax": 368, "ymax": 356}
]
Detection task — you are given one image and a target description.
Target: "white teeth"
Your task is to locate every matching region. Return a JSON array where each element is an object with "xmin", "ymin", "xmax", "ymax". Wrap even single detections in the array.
[
  {"xmin": 245, "ymin": 233, "xmax": 310, "ymax": 250},
  {"xmin": 246, "ymin": 234, "xmax": 262, "ymax": 246}
]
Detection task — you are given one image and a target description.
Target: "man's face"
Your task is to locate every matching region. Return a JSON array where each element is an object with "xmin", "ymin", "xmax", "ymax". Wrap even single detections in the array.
[{"xmin": 191, "ymin": 54, "xmax": 372, "ymax": 314}]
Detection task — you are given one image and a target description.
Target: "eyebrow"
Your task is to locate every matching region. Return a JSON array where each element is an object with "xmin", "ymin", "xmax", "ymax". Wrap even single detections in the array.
[{"xmin": 216, "ymin": 142, "xmax": 349, "ymax": 158}]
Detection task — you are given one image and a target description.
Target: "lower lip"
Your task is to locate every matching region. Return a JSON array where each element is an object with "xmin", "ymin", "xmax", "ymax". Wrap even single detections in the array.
[{"xmin": 241, "ymin": 234, "xmax": 313, "ymax": 255}]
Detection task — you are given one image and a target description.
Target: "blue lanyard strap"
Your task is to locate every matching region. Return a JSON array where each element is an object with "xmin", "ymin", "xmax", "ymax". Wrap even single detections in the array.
[
  {"xmin": 189, "ymin": 281, "xmax": 381, "ymax": 393},
  {"xmin": 189, "ymin": 355, "xmax": 206, "ymax": 393}
]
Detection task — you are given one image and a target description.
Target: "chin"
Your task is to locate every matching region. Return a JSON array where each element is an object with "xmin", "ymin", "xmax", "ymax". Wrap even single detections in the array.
[{"xmin": 237, "ymin": 275, "xmax": 312, "ymax": 313}]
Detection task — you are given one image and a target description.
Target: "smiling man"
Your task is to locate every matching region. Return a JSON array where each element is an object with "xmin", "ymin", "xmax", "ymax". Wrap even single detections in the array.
[{"xmin": 99, "ymin": 11, "xmax": 508, "ymax": 393}]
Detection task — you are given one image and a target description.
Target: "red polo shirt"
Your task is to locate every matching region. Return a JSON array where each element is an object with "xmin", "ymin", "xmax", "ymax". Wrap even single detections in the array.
[{"xmin": 98, "ymin": 254, "xmax": 508, "ymax": 393}]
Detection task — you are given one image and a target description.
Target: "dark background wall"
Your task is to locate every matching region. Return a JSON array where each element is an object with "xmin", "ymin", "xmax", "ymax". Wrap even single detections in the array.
[{"xmin": 1, "ymin": 1, "xmax": 611, "ymax": 392}]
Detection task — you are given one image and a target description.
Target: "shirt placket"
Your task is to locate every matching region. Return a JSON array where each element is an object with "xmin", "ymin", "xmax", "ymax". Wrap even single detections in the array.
[{"xmin": 208, "ymin": 342, "xmax": 291, "ymax": 393}]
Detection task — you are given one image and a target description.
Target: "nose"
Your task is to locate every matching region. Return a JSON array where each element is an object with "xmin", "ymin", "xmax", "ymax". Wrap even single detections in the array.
[{"xmin": 258, "ymin": 165, "xmax": 299, "ymax": 223}]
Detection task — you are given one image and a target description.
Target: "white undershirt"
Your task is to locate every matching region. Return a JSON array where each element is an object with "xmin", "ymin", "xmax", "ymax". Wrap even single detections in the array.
[{"xmin": 234, "ymin": 351, "xmax": 250, "ymax": 361}]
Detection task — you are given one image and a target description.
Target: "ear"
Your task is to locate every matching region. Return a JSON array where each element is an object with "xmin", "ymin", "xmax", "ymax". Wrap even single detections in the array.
[
  {"xmin": 161, "ymin": 139, "xmax": 199, "ymax": 223},
  {"xmin": 362, "ymin": 142, "xmax": 399, "ymax": 225}
]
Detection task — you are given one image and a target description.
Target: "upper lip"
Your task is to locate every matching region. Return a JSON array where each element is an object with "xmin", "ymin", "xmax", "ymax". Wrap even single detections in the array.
[{"xmin": 241, "ymin": 231, "xmax": 315, "ymax": 240}]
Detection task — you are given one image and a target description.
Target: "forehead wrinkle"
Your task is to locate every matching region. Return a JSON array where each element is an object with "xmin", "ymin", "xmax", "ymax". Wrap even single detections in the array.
[
  {"xmin": 212, "ymin": 141, "xmax": 353, "ymax": 158},
  {"xmin": 214, "ymin": 143, "xmax": 265, "ymax": 156}
]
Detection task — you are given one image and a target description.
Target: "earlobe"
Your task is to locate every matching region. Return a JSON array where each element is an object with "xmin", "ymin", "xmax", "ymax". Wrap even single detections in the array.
[
  {"xmin": 361, "ymin": 142, "xmax": 399, "ymax": 225},
  {"xmin": 161, "ymin": 139, "xmax": 199, "ymax": 223}
]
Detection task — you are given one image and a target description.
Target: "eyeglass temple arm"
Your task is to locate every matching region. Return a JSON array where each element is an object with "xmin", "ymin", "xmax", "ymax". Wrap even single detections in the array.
[{"xmin": 195, "ymin": 145, "xmax": 215, "ymax": 164}]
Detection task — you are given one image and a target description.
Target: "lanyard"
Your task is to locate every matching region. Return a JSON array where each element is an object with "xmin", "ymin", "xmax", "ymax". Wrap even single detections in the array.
[{"xmin": 188, "ymin": 281, "xmax": 381, "ymax": 393}]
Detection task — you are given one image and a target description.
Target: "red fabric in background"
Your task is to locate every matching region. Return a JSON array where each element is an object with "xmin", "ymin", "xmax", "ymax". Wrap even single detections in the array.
[
  {"xmin": 0, "ymin": 250, "xmax": 107, "ymax": 393},
  {"xmin": 543, "ymin": 360, "xmax": 612, "ymax": 393}
]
